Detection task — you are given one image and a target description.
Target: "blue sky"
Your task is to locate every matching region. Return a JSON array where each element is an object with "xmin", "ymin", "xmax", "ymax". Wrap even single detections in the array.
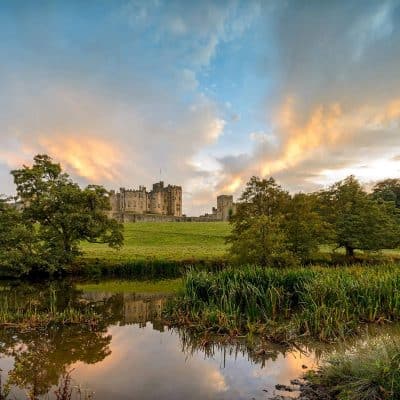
[{"xmin": 1, "ymin": 0, "xmax": 400, "ymax": 214}]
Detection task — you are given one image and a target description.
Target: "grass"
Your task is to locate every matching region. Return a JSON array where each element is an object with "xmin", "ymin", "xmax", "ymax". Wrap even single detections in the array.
[
  {"xmin": 165, "ymin": 264, "xmax": 400, "ymax": 341},
  {"xmin": 77, "ymin": 278, "xmax": 182, "ymax": 294},
  {"xmin": 81, "ymin": 222, "xmax": 231, "ymax": 262},
  {"xmin": 308, "ymin": 336, "xmax": 400, "ymax": 399},
  {"xmin": 77, "ymin": 222, "xmax": 400, "ymax": 279}
]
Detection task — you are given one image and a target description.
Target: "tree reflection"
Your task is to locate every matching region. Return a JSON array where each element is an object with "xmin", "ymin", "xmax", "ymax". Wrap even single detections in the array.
[{"xmin": 0, "ymin": 282, "xmax": 123, "ymax": 398}]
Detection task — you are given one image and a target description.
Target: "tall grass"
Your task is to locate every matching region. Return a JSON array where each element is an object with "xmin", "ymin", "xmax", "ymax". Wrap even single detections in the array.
[
  {"xmin": 308, "ymin": 336, "xmax": 400, "ymax": 399},
  {"xmin": 166, "ymin": 264, "xmax": 400, "ymax": 341}
]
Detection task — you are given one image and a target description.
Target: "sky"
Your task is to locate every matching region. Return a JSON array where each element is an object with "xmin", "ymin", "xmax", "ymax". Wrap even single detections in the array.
[{"xmin": 1, "ymin": 0, "xmax": 400, "ymax": 215}]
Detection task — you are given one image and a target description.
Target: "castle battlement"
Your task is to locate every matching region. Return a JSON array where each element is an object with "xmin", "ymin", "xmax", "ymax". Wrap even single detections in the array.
[{"xmin": 109, "ymin": 181, "xmax": 182, "ymax": 219}]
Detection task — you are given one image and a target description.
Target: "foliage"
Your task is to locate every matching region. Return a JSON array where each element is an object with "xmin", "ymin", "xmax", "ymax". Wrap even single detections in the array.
[
  {"xmin": 310, "ymin": 336, "xmax": 400, "ymax": 399},
  {"xmin": 166, "ymin": 264, "xmax": 400, "ymax": 341},
  {"xmin": 228, "ymin": 176, "xmax": 327, "ymax": 266},
  {"xmin": 373, "ymin": 178, "xmax": 400, "ymax": 208},
  {"xmin": 318, "ymin": 176, "xmax": 400, "ymax": 256},
  {"xmin": 10, "ymin": 154, "xmax": 123, "ymax": 275},
  {"xmin": 285, "ymin": 193, "xmax": 331, "ymax": 261},
  {"xmin": 0, "ymin": 198, "xmax": 38, "ymax": 277},
  {"xmin": 228, "ymin": 177, "xmax": 291, "ymax": 266}
]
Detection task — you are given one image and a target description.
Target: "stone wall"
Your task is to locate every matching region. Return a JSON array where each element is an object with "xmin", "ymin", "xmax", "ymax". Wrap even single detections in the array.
[{"xmin": 109, "ymin": 211, "xmax": 187, "ymax": 223}]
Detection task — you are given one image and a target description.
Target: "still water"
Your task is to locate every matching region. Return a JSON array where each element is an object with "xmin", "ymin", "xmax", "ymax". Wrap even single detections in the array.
[{"xmin": 0, "ymin": 281, "xmax": 345, "ymax": 399}]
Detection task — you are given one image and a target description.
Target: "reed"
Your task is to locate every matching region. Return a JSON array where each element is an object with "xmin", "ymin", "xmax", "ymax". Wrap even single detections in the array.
[
  {"xmin": 166, "ymin": 264, "xmax": 400, "ymax": 341},
  {"xmin": 308, "ymin": 336, "xmax": 400, "ymax": 399}
]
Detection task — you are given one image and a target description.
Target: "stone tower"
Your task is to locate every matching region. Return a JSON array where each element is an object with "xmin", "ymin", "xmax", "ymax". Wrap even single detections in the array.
[{"xmin": 217, "ymin": 195, "xmax": 235, "ymax": 221}]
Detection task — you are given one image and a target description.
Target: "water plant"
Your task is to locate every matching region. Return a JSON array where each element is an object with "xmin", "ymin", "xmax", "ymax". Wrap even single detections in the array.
[
  {"xmin": 307, "ymin": 336, "xmax": 400, "ymax": 399},
  {"xmin": 165, "ymin": 264, "xmax": 400, "ymax": 341}
]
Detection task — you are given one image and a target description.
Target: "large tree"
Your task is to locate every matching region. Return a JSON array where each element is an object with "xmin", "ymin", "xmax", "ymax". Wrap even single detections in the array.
[
  {"xmin": 11, "ymin": 154, "xmax": 123, "ymax": 273},
  {"xmin": 228, "ymin": 177, "xmax": 291, "ymax": 266},
  {"xmin": 321, "ymin": 176, "xmax": 400, "ymax": 256},
  {"xmin": 228, "ymin": 176, "xmax": 324, "ymax": 266}
]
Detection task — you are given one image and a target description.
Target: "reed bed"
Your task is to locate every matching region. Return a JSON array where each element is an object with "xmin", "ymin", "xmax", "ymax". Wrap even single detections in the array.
[{"xmin": 165, "ymin": 264, "xmax": 400, "ymax": 341}]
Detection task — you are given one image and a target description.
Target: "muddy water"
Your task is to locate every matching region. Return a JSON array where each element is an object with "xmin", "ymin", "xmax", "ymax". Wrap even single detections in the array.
[{"xmin": 0, "ymin": 281, "xmax": 393, "ymax": 400}]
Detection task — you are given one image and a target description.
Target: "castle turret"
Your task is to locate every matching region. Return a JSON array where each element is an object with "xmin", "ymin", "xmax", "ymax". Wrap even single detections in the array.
[{"xmin": 217, "ymin": 195, "xmax": 235, "ymax": 221}]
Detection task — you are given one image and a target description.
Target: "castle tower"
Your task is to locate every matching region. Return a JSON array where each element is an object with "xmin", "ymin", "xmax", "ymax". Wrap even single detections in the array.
[
  {"xmin": 217, "ymin": 195, "xmax": 234, "ymax": 221},
  {"xmin": 149, "ymin": 181, "xmax": 164, "ymax": 214},
  {"xmin": 166, "ymin": 184, "xmax": 182, "ymax": 217}
]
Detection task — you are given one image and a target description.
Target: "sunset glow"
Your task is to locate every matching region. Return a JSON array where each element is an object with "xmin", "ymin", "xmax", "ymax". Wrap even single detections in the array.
[{"xmin": 1, "ymin": 1, "xmax": 400, "ymax": 214}]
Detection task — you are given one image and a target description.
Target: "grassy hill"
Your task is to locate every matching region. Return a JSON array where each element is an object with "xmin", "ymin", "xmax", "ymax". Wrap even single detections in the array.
[{"xmin": 81, "ymin": 222, "xmax": 231, "ymax": 262}]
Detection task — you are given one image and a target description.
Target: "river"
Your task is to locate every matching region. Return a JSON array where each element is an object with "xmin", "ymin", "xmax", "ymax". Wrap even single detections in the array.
[{"xmin": 0, "ymin": 280, "xmax": 396, "ymax": 400}]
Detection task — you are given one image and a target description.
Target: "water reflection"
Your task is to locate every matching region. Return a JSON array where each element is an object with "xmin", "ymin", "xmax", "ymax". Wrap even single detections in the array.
[
  {"xmin": 81, "ymin": 291, "xmax": 168, "ymax": 331},
  {"xmin": 0, "ymin": 281, "xmax": 398, "ymax": 400}
]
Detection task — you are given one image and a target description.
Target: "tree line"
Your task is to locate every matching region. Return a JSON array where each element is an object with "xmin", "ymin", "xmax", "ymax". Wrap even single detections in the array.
[
  {"xmin": 228, "ymin": 175, "xmax": 400, "ymax": 266},
  {"xmin": 0, "ymin": 154, "xmax": 123, "ymax": 277},
  {"xmin": 1, "ymin": 154, "xmax": 400, "ymax": 276}
]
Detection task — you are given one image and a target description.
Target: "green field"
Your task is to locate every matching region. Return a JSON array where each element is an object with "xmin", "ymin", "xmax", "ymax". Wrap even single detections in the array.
[{"xmin": 81, "ymin": 222, "xmax": 231, "ymax": 262}]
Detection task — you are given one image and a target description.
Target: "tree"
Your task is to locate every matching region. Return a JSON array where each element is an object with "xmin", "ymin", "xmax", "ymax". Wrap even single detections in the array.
[
  {"xmin": 11, "ymin": 155, "xmax": 123, "ymax": 274},
  {"xmin": 228, "ymin": 177, "xmax": 296, "ymax": 267},
  {"xmin": 228, "ymin": 176, "xmax": 329, "ymax": 266},
  {"xmin": 372, "ymin": 178, "xmax": 400, "ymax": 208},
  {"xmin": 321, "ymin": 176, "xmax": 400, "ymax": 256},
  {"xmin": 0, "ymin": 198, "xmax": 38, "ymax": 276},
  {"xmin": 284, "ymin": 193, "xmax": 330, "ymax": 261}
]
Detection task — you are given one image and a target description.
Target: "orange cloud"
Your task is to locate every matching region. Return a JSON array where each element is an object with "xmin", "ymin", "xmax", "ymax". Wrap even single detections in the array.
[
  {"xmin": 38, "ymin": 135, "xmax": 123, "ymax": 182},
  {"xmin": 218, "ymin": 96, "xmax": 400, "ymax": 196},
  {"xmin": 262, "ymin": 98, "xmax": 343, "ymax": 176}
]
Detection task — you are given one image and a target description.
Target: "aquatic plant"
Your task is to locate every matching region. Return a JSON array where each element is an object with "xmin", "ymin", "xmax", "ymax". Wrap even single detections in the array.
[
  {"xmin": 308, "ymin": 336, "xmax": 400, "ymax": 399},
  {"xmin": 166, "ymin": 264, "xmax": 400, "ymax": 341}
]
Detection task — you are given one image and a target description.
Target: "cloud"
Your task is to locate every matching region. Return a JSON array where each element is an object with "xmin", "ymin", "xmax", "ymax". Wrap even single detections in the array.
[
  {"xmin": 0, "ymin": 1, "xmax": 248, "ymax": 214},
  {"xmin": 210, "ymin": 0, "xmax": 400, "ymax": 197},
  {"xmin": 37, "ymin": 135, "xmax": 123, "ymax": 181},
  {"xmin": 2, "ymin": 0, "xmax": 400, "ymax": 215},
  {"xmin": 218, "ymin": 96, "xmax": 400, "ymax": 195}
]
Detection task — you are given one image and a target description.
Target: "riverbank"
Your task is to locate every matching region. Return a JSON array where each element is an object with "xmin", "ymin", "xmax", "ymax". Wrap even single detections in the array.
[
  {"xmin": 285, "ymin": 335, "xmax": 400, "ymax": 400},
  {"xmin": 165, "ymin": 264, "xmax": 400, "ymax": 342},
  {"xmin": 76, "ymin": 222, "xmax": 400, "ymax": 279}
]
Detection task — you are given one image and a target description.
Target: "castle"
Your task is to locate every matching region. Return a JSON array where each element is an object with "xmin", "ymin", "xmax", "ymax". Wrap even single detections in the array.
[
  {"xmin": 108, "ymin": 181, "xmax": 237, "ymax": 222},
  {"xmin": 109, "ymin": 181, "xmax": 182, "ymax": 222}
]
